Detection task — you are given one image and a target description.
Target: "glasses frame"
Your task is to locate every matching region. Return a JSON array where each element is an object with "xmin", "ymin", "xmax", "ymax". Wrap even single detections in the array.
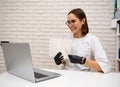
[{"xmin": 65, "ymin": 20, "xmax": 77, "ymax": 26}]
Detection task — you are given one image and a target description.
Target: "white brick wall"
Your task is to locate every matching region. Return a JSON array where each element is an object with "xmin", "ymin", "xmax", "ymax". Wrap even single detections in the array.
[{"xmin": 0, "ymin": 0, "xmax": 116, "ymax": 73}]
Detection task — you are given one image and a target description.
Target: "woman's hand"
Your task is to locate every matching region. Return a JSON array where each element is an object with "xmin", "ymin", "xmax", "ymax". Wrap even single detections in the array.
[
  {"xmin": 68, "ymin": 55, "xmax": 86, "ymax": 64},
  {"xmin": 54, "ymin": 52, "xmax": 64, "ymax": 65}
]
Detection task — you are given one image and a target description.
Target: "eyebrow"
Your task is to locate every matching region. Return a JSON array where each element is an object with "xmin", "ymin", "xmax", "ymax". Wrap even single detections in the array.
[{"xmin": 67, "ymin": 19, "xmax": 76, "ymax": 22}]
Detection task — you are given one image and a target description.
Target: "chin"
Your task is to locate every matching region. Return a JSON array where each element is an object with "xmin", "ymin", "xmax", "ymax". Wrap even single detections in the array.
[
  {"xmin": 71, "ymin": 29, "xmax": 74, "ymax": 32},
  {"xmin": 72, "ymin": 30, "xmax": 77, "ymax": 34}
]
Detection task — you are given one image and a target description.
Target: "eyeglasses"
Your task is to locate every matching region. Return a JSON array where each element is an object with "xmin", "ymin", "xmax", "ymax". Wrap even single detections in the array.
[{"xmin": 65, "ymin": 20, "xmax": 76, "ymax": 26}]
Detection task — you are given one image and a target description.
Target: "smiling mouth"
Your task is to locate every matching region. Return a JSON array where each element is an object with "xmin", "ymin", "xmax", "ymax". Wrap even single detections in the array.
[{"xmin": 71, "ymin": 27, "xmax": 77, "ymax": 31}]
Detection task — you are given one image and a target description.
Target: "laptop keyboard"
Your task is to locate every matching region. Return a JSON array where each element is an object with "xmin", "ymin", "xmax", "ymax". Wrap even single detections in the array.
[{"xmin": 34, "ymin": 72, "xmax": 48, "ymax": 78}]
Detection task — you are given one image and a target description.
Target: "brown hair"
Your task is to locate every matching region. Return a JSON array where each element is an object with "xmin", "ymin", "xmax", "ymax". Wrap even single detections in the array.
[{"xmin": 68, "ymin": 8, "xmax": 89, "ymax": 36}]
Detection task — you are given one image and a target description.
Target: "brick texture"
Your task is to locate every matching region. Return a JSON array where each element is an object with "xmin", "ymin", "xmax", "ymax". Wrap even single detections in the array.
[{"xmin": 0, "ymin": 0, "xmax": 116, "ymax": 73}]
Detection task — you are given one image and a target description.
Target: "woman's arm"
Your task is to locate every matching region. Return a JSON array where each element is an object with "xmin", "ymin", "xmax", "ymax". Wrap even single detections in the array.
[{"xmin": 84, "ymin": 59, "xmax": 103, "ymax": 72}]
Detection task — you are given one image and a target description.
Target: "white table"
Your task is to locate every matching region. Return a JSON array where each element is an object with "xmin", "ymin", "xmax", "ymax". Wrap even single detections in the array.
[{"xmin": 0, "ymin": 69, "xmax": 120, "ymax": 87}]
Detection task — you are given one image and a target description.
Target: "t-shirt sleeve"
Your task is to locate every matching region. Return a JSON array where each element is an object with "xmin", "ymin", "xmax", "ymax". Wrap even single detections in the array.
[{"xmin": 91, "ymin": 36, "xmax": 111, "ymax": 73}]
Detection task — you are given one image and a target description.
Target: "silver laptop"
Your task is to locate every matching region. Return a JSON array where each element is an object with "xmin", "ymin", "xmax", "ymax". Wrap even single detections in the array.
[{"xmin": 1, "ymin": 42, "xmax": 60, "ymax": 83}]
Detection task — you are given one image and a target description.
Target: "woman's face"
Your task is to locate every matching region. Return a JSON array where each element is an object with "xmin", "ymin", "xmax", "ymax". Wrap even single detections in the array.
[{"xmin": 67, "ymin": 13, "xmax": 85, "ymax": 35}]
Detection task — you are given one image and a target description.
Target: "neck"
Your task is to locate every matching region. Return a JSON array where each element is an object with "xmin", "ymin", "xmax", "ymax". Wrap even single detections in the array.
[{"xmin": 73, "ymin": 33, "xmax": 83, "ymax": 38}]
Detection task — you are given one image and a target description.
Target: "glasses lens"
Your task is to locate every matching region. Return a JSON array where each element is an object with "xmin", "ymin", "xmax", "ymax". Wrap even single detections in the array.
[
  {"xmin": 65, "ymin": 20, "xmax": 76, "ymax": 26},
  {"xmin": 71, "ymin": 20, "xmax": 76, "ymax": 23},
  {"xmin": 65, "ymin": 21, "xmax": 69, "ymax": 25}
]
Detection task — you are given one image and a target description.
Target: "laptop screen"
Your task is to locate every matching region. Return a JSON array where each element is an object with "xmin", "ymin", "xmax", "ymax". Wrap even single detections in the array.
[{"xmin": 2, "ymin": 43, "xmax": 36, "ymax": 82}]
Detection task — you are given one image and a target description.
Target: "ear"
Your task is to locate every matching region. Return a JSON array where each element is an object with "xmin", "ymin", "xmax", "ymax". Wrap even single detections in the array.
[{"xmin": 81, "ymin": 18, "xmax": 85, "ymax": 25}]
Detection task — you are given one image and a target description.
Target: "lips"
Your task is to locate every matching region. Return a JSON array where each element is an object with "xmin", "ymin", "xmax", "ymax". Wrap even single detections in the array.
[{"xmin": 71, "ymin": 27, "xmax": 77, "ymax": 32}]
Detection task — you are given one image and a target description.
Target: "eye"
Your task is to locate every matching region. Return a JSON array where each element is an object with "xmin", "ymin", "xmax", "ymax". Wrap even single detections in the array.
[
  {"xmin": 71, "ymin": 20, "xmax": 76, "ymax": 23},
  {"xmin": 67, "ymin": 21, "xmax": 70, "ymax": 24},
  {"xmin": 65, "ymin": 21, "xmax": 70, "ymax": 25},
  {"xmin": 65, "ymin": 20, "xmax": 77, "ymax": 26}
]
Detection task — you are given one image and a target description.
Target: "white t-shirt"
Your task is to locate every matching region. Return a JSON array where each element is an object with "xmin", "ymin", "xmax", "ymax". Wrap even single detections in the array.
[{"xmin": 60, "ymin": 34, "xmax": 111, "ymax": 73}]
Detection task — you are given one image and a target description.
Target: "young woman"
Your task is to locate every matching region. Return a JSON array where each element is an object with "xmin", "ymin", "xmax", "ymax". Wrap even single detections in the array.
[{"xmin": 54, "ymin": 8, "xmax": 111, "ymax": 73}]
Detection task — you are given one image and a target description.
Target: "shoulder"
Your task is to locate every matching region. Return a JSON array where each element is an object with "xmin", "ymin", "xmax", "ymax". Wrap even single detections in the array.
[
  {"xmin": 86, "ymin": 34, "xmax": 103, "ymax": 48},
  {"xmin": 86, "ymin": 34, "xmax": 99, "ymax": 41},
  {"xmin": 85, "ymin": 34, "xmax": 102, "ymax": 46}
]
